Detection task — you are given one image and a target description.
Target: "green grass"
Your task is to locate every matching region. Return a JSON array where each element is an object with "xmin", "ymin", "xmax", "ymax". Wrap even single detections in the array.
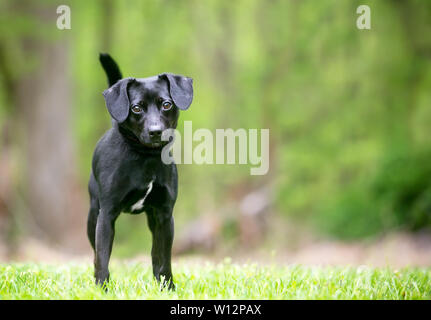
[{"xmin": 0, "ymin": 259, "xmax": 430, "ymax": 299}]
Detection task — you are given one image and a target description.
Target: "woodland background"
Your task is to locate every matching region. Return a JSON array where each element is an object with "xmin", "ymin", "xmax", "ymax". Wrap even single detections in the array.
[{"xmin": 0, "ymin": 0, "xmax": 430, "ymax": 264}]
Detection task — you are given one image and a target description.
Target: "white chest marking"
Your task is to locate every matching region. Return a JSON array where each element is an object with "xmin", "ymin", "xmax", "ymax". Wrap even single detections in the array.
[{"xmin": 131, "ymin": 180, "xmax": 154, "ymax": 211}]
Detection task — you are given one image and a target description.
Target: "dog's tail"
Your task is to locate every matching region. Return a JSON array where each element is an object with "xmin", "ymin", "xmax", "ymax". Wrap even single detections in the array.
[{"xmin": 99, "ymin": 53, "xmax": 123, "ymax": 87}]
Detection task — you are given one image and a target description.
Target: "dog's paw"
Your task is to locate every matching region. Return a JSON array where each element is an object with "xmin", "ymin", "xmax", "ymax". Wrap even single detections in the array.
[
  {"xmin": 95, "ymin": 272, "xmax": 110, "ymax": 291},
  {"xmin": 158, "ymin": 276, "xmax": 175, "ymax": 291}
]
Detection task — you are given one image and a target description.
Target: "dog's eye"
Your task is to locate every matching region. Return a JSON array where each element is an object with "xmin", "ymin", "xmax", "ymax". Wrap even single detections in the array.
[
  {"xmin": 131, "ymin": 105, "xmax": 143, "ymax": 113},
  {"xmin": 162, "ymin": 101, "xmax": 172, "ymax": 111}
]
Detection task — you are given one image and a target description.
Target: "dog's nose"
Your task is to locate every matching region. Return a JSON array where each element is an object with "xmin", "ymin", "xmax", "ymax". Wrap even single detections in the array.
[{"xmin": 148, "ymin": 125, "xmax": 162, "ymax": 138}]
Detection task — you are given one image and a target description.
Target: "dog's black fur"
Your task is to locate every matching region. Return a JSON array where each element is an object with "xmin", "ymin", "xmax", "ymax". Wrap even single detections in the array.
[{"xmin": 87, "ymin": 53, "xmax": 193, "ymax": 289}]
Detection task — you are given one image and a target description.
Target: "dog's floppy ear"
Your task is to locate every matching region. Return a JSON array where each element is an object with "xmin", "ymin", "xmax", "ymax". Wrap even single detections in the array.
[
  {"xmin": 160, "ymin": 73, "xmax": 193, "ymax": 110},
  {"xmin": 102, "ymin": 77, "xmax": 135, "ymax": 123}
]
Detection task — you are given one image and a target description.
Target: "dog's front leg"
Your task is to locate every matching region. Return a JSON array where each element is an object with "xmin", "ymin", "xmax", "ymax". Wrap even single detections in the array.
[
  {"xmin": 94, "ymin": 209, "xmax": 119, "ymax": 288},
  {"xmin": 147, "ymin": 209, "xmax": 175, "ymax": 290}
]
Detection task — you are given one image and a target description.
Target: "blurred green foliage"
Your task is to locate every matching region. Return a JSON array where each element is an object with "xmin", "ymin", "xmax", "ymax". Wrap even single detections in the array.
[{"xmin": 0, "ymin": 0, "xmax": 431, "ymax": 252}]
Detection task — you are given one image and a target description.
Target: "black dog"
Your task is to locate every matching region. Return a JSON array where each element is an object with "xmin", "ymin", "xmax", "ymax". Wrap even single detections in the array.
[{"xmin": 87, "ymin": 53, "xmax": 193, "ymax": 289}]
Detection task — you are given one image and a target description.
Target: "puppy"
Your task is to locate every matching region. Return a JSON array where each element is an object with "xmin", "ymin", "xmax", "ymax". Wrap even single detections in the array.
[{"xmin": 87, "ymin": 53, "xmax": 193, "ymax": 289}]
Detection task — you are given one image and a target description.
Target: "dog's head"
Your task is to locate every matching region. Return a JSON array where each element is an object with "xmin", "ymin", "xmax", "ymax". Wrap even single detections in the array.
[{"xmin": 103, "ymin": 74, "xmax": 193, "ymax": 148}]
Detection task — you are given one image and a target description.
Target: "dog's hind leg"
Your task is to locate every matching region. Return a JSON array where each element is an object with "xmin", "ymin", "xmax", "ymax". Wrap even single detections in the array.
[
  {"xmin": 147, "ymin": 208, "xmax": 175, "ymax": 290},
  {"xmin": 87, "ymin": 173, "xmax": 100, "ymax": 251},
  {"xmin": 87, "ymin": 197, "xmax": 99, "ymax": 252}
]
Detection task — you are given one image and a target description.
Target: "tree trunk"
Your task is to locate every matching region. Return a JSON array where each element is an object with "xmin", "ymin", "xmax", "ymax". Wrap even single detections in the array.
[{"xmin": 11, "ymin": 2, "xmax": 87, "ymax": 251}]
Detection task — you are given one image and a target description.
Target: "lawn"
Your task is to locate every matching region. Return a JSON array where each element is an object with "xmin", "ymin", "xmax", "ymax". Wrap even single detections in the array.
[{"xmin": 0, "ymin": 259, "xmax": 430, "ymax": 299}]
